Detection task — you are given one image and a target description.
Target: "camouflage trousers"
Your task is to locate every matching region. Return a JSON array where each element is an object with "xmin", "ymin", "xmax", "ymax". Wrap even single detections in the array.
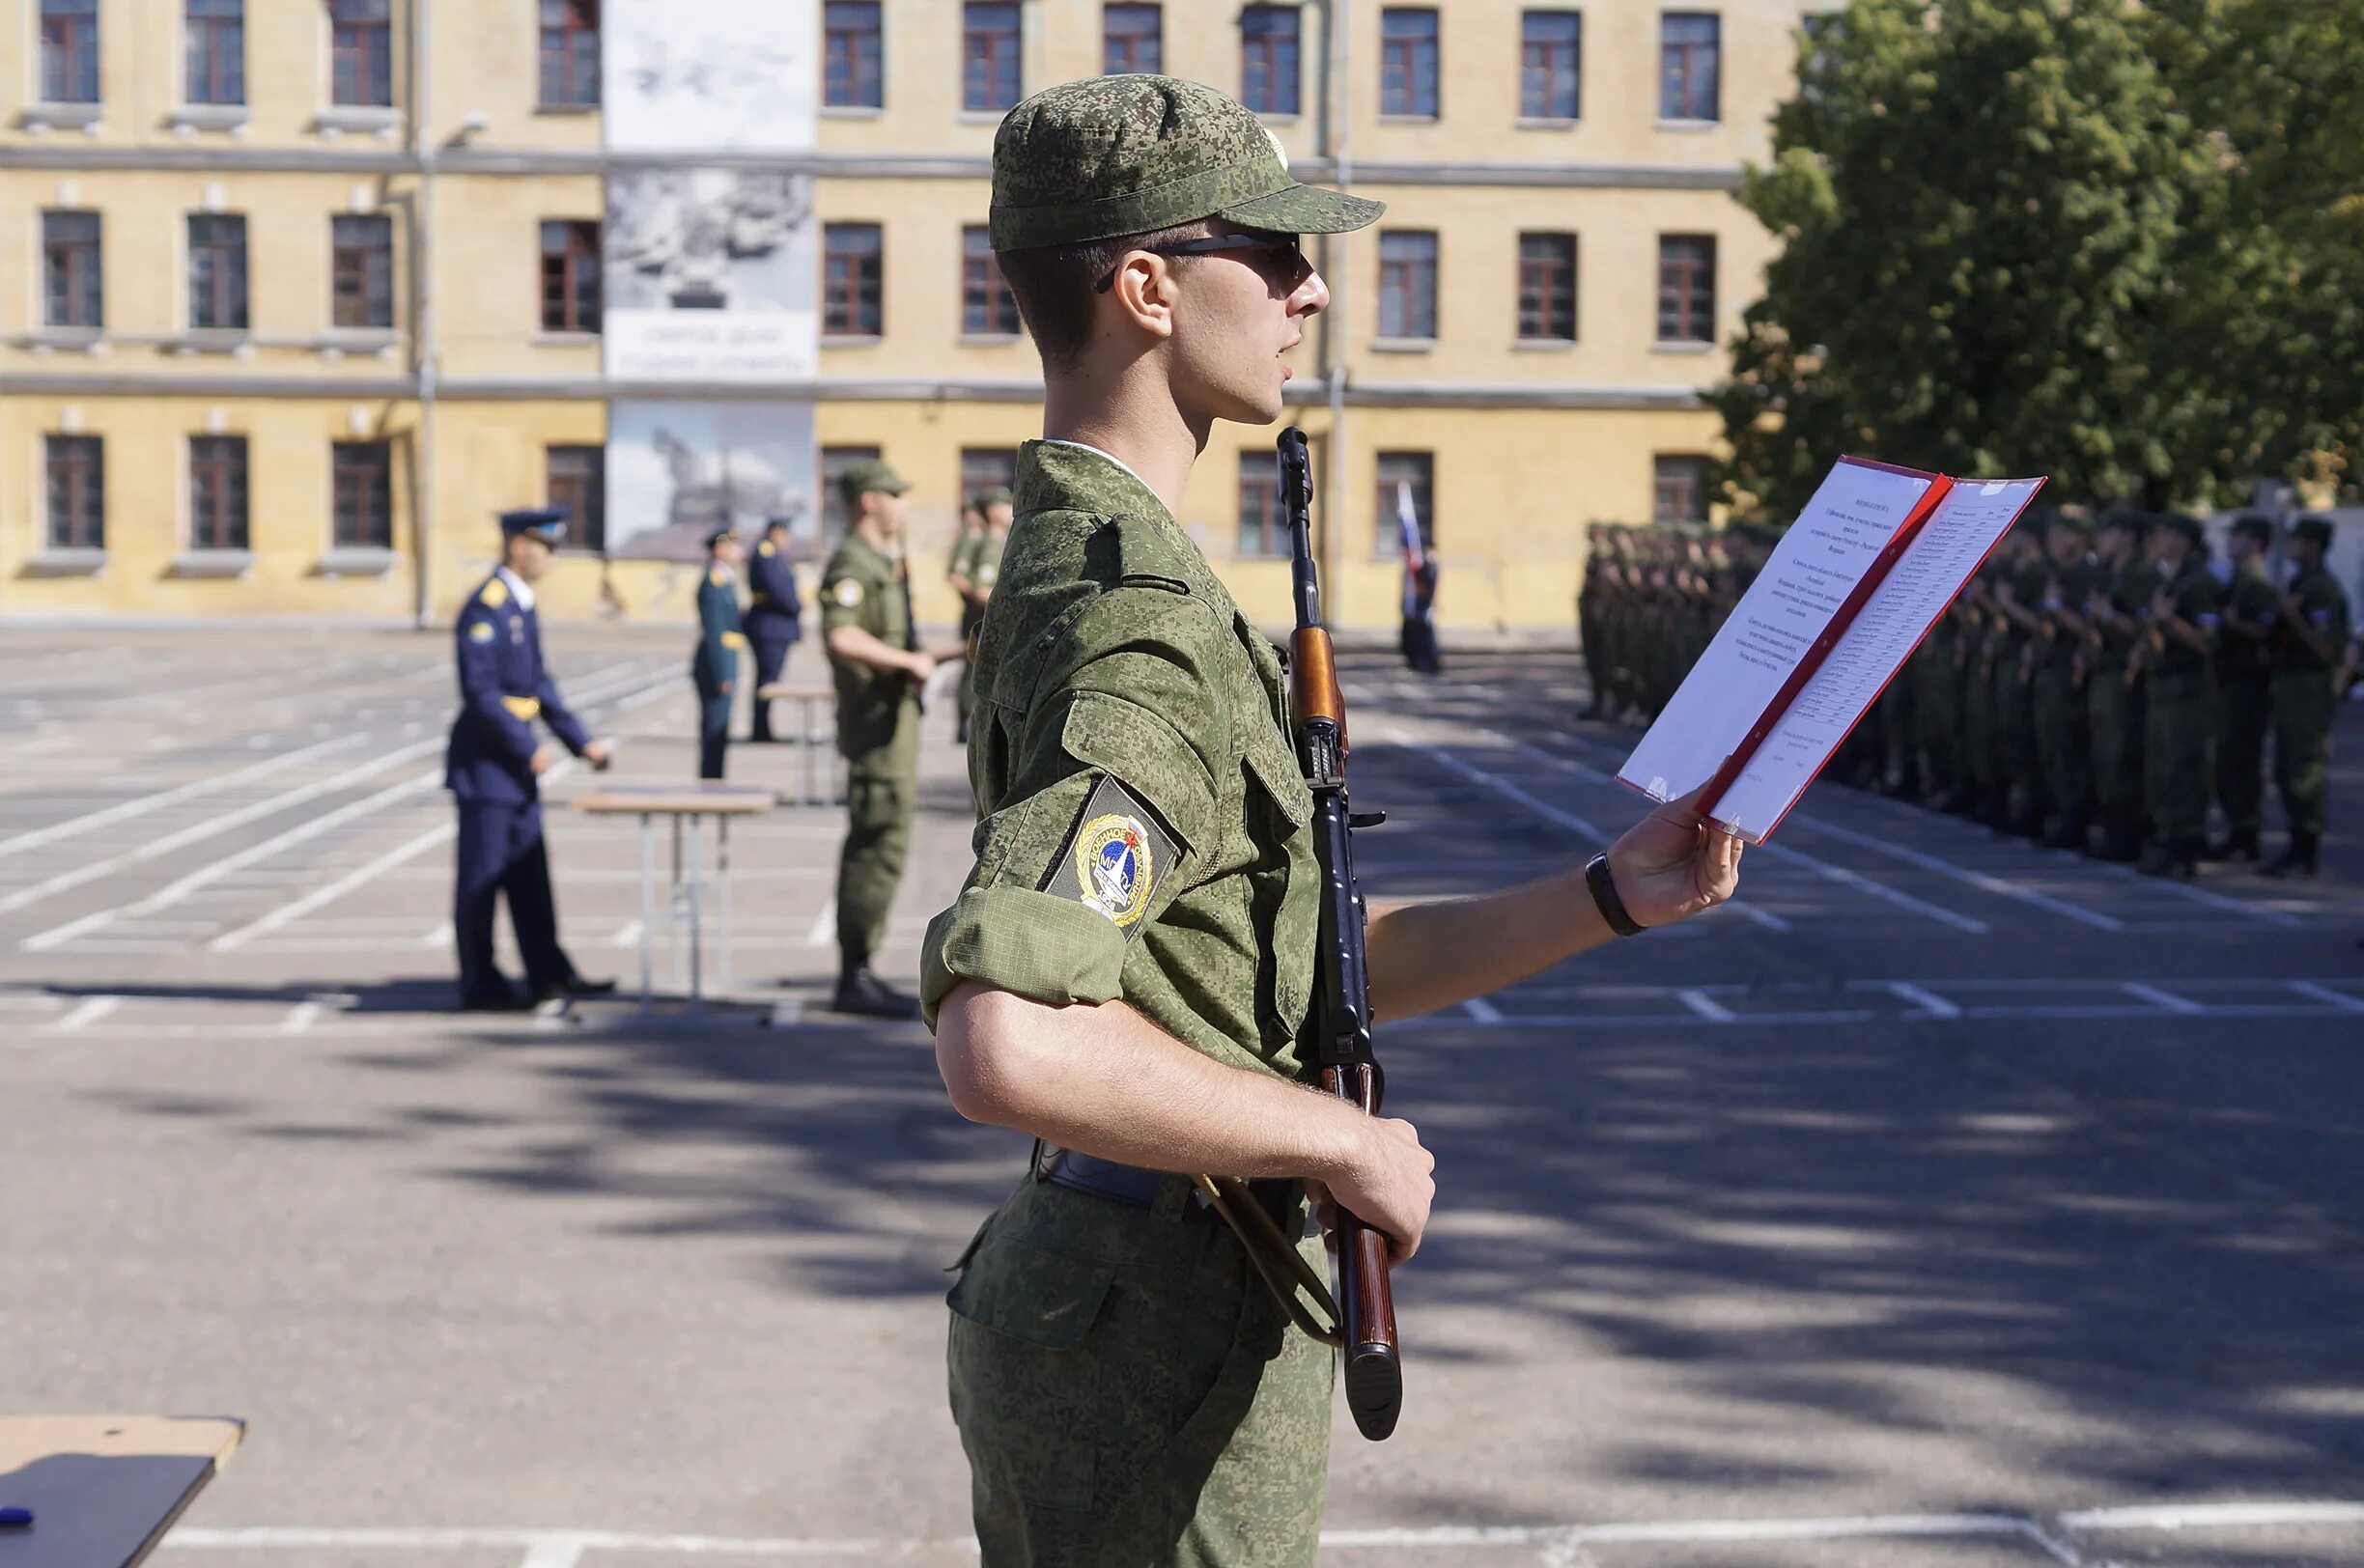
[
  {"xmin": 2145, "ymin": 671, "xmax": 2214, "ymax": 843},
  {"xmin": 2272, "ymin": 670, "xmax": 2337, "ymax": 837},
  {"xmin": 2215, "ymin": 674, "xmax": 2271, "ymax": 837},
  {"xmin": 836, "ymin": 708, "xmax": 918, "ymax": 965},
  {"xmin": 948, "ymin": 1173, "xmax": 1334, "ymax": 1567},
  {"xmin": 2031, "ymin": 665, "xmax": 2090, "ymax": 828},
  {"xmin": 2090, "ymin": 665, "xmax": 2145, "ymax": 835}
]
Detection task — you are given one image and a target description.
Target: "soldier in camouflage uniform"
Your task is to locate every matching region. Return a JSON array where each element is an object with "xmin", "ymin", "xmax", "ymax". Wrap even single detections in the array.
[
  {"xmin": 2212, "ymin": 515, "xmax": 2279, "ymax": 862},
  {"xmin": 2263, "ymin": 515, "xmax": 2351, "ymax": 877},
  {"xmin": 952, "ymin": 488, "xmax": 1015, "ymax": 745},
  {"xmin": 2084, "ymin": 511, "xmax": 2151, "ymax": 861},
  {"xmin": 2137, "ymin": 513, "xmax": 2223, "ymax": 878},
  {"xmin": 2030, "ymin": 509, "xmax": 2097, "ymax": 849},
  {"xmin": 1985, "ymin": 525, "xmax": 2049, "ymax": 835},
  {"xmin": 922, "ymin": 74, "xmax": 1746, "ymax": 1568}
]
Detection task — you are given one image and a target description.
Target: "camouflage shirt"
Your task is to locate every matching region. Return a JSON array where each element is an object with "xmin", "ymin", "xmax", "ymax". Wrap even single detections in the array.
[
  {"xmin": 820, "ymin": 532, "xmax": 915, "ymax": 761},
  {"xmin": 918, "ymin": 440, "xmax": 1319, "ymax": 1083}
]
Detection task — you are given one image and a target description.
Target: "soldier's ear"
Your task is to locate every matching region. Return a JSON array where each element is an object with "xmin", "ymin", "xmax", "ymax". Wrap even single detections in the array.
[{"xmin": 1105, "ymin": 253, "xmax": 1178, "ymax": 343}]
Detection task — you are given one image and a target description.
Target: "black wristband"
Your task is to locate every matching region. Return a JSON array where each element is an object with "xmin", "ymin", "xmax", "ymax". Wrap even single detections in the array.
[{"xmin": 1586, "ymin": 853, "xmax": 1646, "ymax": 938}]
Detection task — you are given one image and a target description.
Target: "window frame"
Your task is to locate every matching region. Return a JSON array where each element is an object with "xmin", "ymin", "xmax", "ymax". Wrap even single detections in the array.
[
  {"xmin": 183, "ymin": 0, "xmax": 246, "ymax": 107},
  {"xmin": 1239, "ymin": 4, "xmax": 1301, "ymax": 117},
  {"xmin": 1378, "ymin": 7, "xmax": 1440, "ymax": 120},
  {"xmin": 962, "ymin": 1, "xmax": 1022, "ymax": 113},
  {"xmin": 539, "ymin": 218, "xmax": 602, "ymax": 334},
  {"xmin": 959, "ymin": 447, "xmax": 1019, "ymax": 505},
  {"xmin": 1373, "ymin": 451, "xmax": 1434, "ymax": 561},
  {"xmin": 328, "ymin": 0, "xmax": 393, "ymax": 107},
  {"xmin": 1515, "ymin": 231, "xmax": 1577, "ymax": 343},
  {"xmin": 1659, "ymin": 11, "xmax": 1721, "ymax": 123},
  {"xmin": 188, "ymin": 434, "xmax": 251, "ymax": 552},
  {"xmin": 330, "ymin": 212, "xmax": 395, "ymax": 331},
  {"xmin": 823, "ymin": 0, "xmax": 885, "ymax": 109},
  {"xmin": 45, "ymin": 434, "xmax": 105, "ymax": 551},
  {"xmin": 1655, "ymin": 233, "xmax": 1717, "ymax": 344},
  {"xmin": 1375, "ymin": 229, "xmax": 1439, "ymax": 342},
  {"xmin": 186, "ymin": 212, "xmax": 250, "ymax": 332},
  {"xmin": 545, "ymin": 443, "xmax": 607, "ymax": 552},
  {"xmin": 1238, "ymin": 455, "xmax": 1287, "ymax": 559},
  {"xmin": 1652, "ymin": 454, "xmax": 1710, "ymax": 523},
  {"xmin": 960, "ymin": 224, "xmax": 1021, "ymax": 337},
  {"xmin": 42, "ymin": 210, "xmax": 103, "ymax": 330},
  {"xmin": 330, "ymin": 439, "xmax": 394, "ymax": 550},
  {"xmin": 539, "ymin": 0, "xmax": 600, "ymax": 107},
  {"xmin": 40, "ymin": 0, "xmax": 101, "ymax": 104},
  {"xmin": 1102, "ymin": 2, "xmax": 1163, "ymax": 76},
  {"xmin": 1519, "ymin": 10, "xmax": 1582, "ymax": 122},
  {"xmin": 823, "ymin": 222, "xmax": 886, "ymax": 338}
]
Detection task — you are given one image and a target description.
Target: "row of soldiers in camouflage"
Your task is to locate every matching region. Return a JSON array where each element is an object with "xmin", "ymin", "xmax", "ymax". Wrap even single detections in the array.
[{"xmin": 1580, "ymin": 509, "xmax": 2358, "ymax": 880}]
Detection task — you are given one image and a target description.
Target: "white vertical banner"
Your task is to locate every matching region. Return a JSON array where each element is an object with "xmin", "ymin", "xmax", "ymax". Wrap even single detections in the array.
[
  {"xmin": 603, "ymin": 0, "xmax": 817, "ymax": 153},
  {"xmin": 604, "ymin": 167, "xmax": 818, "ymax": 382}
]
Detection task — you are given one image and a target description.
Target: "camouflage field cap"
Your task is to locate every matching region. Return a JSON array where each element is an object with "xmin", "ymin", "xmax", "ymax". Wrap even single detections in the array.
[
  {"xmin": 838, "ymin": 458, "xmax": 912, "ymax": 505},
  {"xmin": 2294, "ymin": 514, "xmax": 2337, "ymax": 548},
  {"xmin": 2155, "ymin": 511, "xmax": 2207, "ymax": 545},
  {"xmin": 990, "ymin": 74, "xmax": 1383, "ymax": 251}
]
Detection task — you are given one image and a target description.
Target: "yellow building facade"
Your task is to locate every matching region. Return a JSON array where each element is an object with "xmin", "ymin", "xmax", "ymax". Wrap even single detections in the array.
[{"xmin": 0, "ymin": 0, "xmax": 1822, "ymax": 632}]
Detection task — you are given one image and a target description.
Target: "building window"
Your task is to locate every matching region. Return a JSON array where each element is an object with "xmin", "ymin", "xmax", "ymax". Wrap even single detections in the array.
[
  {"xmin": 42, "ymin": 210, "xmax": 103, "ymax": 329},
  {"xmin": 825, "ymin": 223, "xmax": 885, "ymax": 337},
  {"xmin": 1798, "ymin": 11, "xmax": 1841, "ymax": 101},
  {"xmin": 45, "ymin": 434, "xmax": 104, "ymax": 551},
  {"xmin": 822, "ymin": 445, "xmax": 883, "ymax": 543},
  {"xmin": 331, "ymin": 214, "xmax": 394, "ymax": 330},
  {"xmin": 189, "ymin": 435, "xmax": 250, "ymax": 551},
  {"xmin": 1661, "ymin": 12, "xmax": 1720, "ymax": 122},
  {"xmin": 41, "ymin": 0, "xmax": 100, "ymax": 103},
  {"xmin": 540, "ymin": 0, "xmax": 599, "ymax": 106},
  {"xmin": 961, "ymin": 225, "xmax": 1020, "ymax": 336},
  {"xmin": 1376, "ymin": 230, "xmax": 1438, "ymax": 341},
  {"xmin": 1516, "ymin": 232, "xmax": 1576, "ymax": 342},
  {"xmin": 187, "ymin": 213, "xmax": 249, "ymax": 331},
  {"xmin": 1239, "ymin": 454, "xmax": 1287, "ymax": 558},
  {"xmin": 328, "ymin": 0, "xmax": 393, "ymax": 106},
  {"xmin": 824, "ymin": 1, "xmax": 884, "ymax": 108},
  {"xmin": 1104, "ymin": 3, "xmax": 1162, "ymax": 75},
  {"xmin": 539, "ymin": 219, "xmax": 601, "ymax": 333},
  {"xmin": 332, "ymin": 440, "xmax": 393, "ymax": 549},
  {"xmin": 1520, "ymin": 11, "xmax": 1581, "ymax": 120},
  {"xmin": 1656, "ymin": 234, "xmax": 1716, "ymax": 343},
  {"xmin": 960, "ymin": 448, "xmax": 1018, "ymax": 506},
  {"xmin": 1653, "ymin": 455, "xmax": 1709, "ymax": 522},
  {"xmin": 963, "ymin": 2, "xmax": 1022, "ymax": 112},
  {"xmin": 546, "ymin": 445, "xmax": 605, "ymax": 552},
  {"xmin": 1238, "ymin": 6, "xmax": 1300, "ymax": 116},
  {"xmin": 1379, "ymin": 9, "xmax": 1439, "ymax": 119},
  {"xmin": 185, "ymin": 0, "xmax": 245, "ymax": 105},
  {"xmin": 1374, "ymin": 452, "xmax": 1433, "ymax": 559}
]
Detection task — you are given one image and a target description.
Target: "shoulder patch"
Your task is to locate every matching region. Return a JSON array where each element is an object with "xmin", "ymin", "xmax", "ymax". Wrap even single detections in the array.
[
  {"xmin": 467, "ymin": 620, "xmax": 495, "ymax": 643},
  {"xmin": 1040, "ymin": 775, "xmax": 1179, "ymax": 932},
  {"xmin": 758, "ymin": 540, "xmax": 774, "ymax": 557},
  {"xmin": 479, "ymin": 577, "xmax": 509, "ymax": 608},
  {"xmin": 832, "ymin": 578, "xmax": 864, "ymax": 608},
  {"xmin": 710, "ymin": 565, "xmax": 729, "ymax": 587}
]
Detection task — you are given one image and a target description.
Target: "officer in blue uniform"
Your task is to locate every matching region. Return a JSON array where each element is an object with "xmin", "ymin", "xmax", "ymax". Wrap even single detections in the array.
[
  {"xmin": 446, "ymin": 508, "xmax": 615, "ymax": 1011},
  {"xmin": 693, "ymin": 525, "xmax": 748, "ymax": 779},
  {"xmin": 745, "ymin": 514, "xmax": 803, "ymax": 743}
]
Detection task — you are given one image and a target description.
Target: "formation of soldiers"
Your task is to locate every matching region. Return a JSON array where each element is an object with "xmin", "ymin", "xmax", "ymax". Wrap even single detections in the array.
[{"xmin": 1581, "ymin": 509, "xmax": 2358, "ymax": 879}]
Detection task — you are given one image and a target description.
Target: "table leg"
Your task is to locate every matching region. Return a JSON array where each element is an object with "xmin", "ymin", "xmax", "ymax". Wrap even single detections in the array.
[
  {"xmin": 802, "ymin": 698, "xmax": 820, "ymax": 805},
  {"xmin": 686, "ymin": 813, "xmax": 705, "ymax": 1008},
  {"xmin": 636, "ymin": 813, "xmax": 655, "ymax": 1008},
  {"xmin": 718, "ymin": 815, "xmax": 733, "ymax": 994},
  {"xmin": 670, "ymin": 814, "xmax": 685, "ymax": 993}
]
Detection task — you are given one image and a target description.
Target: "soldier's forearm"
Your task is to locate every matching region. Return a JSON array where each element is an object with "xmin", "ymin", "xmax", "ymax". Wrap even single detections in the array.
[
  {"xmin": 827, "ymin": 624, "xmax": 917, "ymax": 674},
  {"xmin": 1365, "ymin": 864, "xmax": 1616, "ymax": 1022},
  {"xmin": 933, "ymin": 981, "xmax": 1365, "ymax": 1181}
]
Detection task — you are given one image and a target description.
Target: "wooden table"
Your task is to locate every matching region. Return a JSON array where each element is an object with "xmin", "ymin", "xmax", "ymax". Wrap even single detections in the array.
[
  {"xmin": 753, "ymin": 682, "xmax": 840, "ymax": 805},
  {"xmin": 0, "ymin": 1416, "xmax": 242, "ymax": 1568},
  {"xmin": 576, "ymin": 784, "xmax": 777, "ymax": 1007}
]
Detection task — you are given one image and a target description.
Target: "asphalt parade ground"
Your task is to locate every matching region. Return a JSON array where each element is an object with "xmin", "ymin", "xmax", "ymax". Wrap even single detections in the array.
[{"xmin": 7, "ymin": 626, "xmax": 2364, "ymax": 1568}]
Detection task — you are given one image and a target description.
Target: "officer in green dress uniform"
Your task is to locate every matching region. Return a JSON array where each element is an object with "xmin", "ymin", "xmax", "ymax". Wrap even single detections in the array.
[
  {"xmin": 2031, "ymin": 509, "xmax": 2097, "ymax": 849},
  {"xmin": 2212, "ymin": 515, "xmax": 2279, "ymax": 862},
  {"xmin": 692, "ymin": 525, "xmax": 748, "ymax": 780},
  {"xmin": 2263, "ymin": 515, "xmax": 2350, "ymax": 876},
  {"xmin": 822, "ymin": 459, "xmax": 967, "ymax": 1015},
  {"xmin": 2138, "ymin": 512, "xmax": 2223, "ymax": 878},
  {"xmin": 2085, "ymin": 511, "xmax": 2152, "ymax": 860},
  {"xmin": 921, "ymin": 73, "xmax": 1748, "ymax": 1568},
  {"xmin": 953, "ymin": 488, "xmax": 1014, "ymax": 745}
]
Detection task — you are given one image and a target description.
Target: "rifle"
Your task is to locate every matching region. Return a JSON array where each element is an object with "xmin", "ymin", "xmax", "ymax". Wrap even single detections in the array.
[{"xmin": 1277, "ymin": 424, "xmax": 1402, "ymax": 1441}]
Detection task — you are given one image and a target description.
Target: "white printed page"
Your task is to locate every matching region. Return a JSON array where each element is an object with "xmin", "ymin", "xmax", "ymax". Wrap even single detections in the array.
[
  {"xmin": 1618, "ymin": 459, "xmax": 1938, "ymax": 812},
  {"xmin": 1711, "ymin": 477, "xmax": 2044, "ymax": 840}
]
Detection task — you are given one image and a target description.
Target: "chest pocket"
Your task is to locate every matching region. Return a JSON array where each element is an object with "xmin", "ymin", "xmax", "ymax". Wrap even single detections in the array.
[{"xmin": 1236, "ymin": 633, "xmax": 1316, "ymax": 1045}]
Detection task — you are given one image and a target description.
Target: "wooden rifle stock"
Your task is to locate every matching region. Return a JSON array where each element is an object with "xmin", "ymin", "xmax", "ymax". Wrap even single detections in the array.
[{"xmin": 1278, "ymin": 426, "xmax": 1402, "ymax": 1442}]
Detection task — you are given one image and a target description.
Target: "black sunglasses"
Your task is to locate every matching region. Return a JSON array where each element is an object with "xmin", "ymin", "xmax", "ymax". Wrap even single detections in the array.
[{"xmin": 1094, "ymin": 234, "xmax": 1311, "ymax": 294}]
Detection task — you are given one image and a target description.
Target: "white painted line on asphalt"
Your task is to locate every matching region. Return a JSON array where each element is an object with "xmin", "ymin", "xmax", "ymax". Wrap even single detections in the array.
[
  {"xmin": 277, "ymin": 1002, "xmax": 322, "ymax": 1034},
  {"xmin": 1885, "ymin": 981, "xmax": 1962, "ymax": 1019},
  {"xmin": 48, "ymin": 995, "xmax": 121, "ymax": 1032},
  {"xmin": 1675, "ymin": 987, "xmax": 1735, "ymax": 1022},
  {"xmin": 611, "ymin": 918, "xmax": 644, "ymax": 947},
  {"xmin": 2062, "ymin": 1499, "xmax": 2364, "ymax": 1531},
  {"xmin": 2122, "ymin": 981, "xmax": 2204, "ymax": 1015},
  {"xmin": 0, "ymin": 736, "xmax": 356, "ymax": 860},
  {"xmin": 2091, "ymin": 858, "xmax": 2307, "ymax": 929},
  {"xmin": 1782, "ymin": 811, "xmax": 2120, "ymax": 932},
  {"xmin": 516, "ymin": 1536, "xmax": 587, "ymax": 1568},
  {"xmin": 2286, "ymin": 980, "xmax": 2364, "ymax": 1014},
  {"xmin": 209, "ymin": 823, "xmax": 457, "ymax": 951},
  {"xmin": 1388, "ymin": 728, "xmax": 1609, "ymax": 838},
  {"xmin": 806, "ymin": 897, "xmax": 836, "ymax": 946},
  {"xmin": 422, "ymin": 919, "xmax": 453, "ymax": 948},
  {"xmin": 1462, "ymin": 995, "xmax": 1505, "ymax": 1023}
]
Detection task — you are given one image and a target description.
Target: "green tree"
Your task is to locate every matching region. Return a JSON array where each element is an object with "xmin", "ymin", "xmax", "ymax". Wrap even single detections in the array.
[{"xmin": 1715, "ymin": 0, "xmax": 2213, "ymax": 518}]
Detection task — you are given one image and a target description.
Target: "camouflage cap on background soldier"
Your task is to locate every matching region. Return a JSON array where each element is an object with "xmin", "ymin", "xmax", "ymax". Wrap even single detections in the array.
[
  {"xmin": 989, "ymin": 73, "xmax": 1384, "ymax": 251},
  {"xmin": 837, "ymin": 458, "xmax": 912, "ymax": 507}
]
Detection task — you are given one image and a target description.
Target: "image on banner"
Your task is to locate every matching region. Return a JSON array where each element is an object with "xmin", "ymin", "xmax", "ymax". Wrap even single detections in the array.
[{"xmin": 605, "ymin": 402, "xmax": 819, "ymax": 562}]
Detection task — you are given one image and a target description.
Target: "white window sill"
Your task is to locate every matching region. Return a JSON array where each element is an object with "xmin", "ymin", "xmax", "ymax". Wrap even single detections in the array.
[
  {"xmin": 313, "ymin": 106, "xmax": 403, "ymax": 139},
  {"xmin": 1516, "ymin": 116, "xmax": 1581, "ymax": 130},
  {"xmin": 533, "ymin": 101, "xmax": 601, "ymax": 116},
  {"xmin": 168, "ymin": 104, "xmax": 251, "ymax": 135},
  {"xmin": 1651, "ymin": 339, "xmax": 1717, "ymax": 354},
  {"xmin": 1368, "ymin": 337, "xmax": 1438, "ymax": 353},
  {"xmin": 171, "ymin": 333, "xmax": 255, "ymax": 357},
  {"xmin": 1253, "ymin": 112, "xmax": 1303, "ymax": 126},
  {"xmin": 958, "ymin": 332, "xmax": 1024, "ymax": 347},
  {"xmin": 823, "ymin": 334, "xmax": 884, "ymax": 348},
  {"xmin": 20, "ymin": 103, "xmax": 103, "ymax": 132},
  {"xmin": 957, "ymin": 109, "xmax": 1015, "ymax": 124},
  {"xmin": 1655, "ymin": 118, "xmax": 1722, "ymax": 132},
  {"xmin": 1377, "ymin": 113, "xmax": 1442, "ymax": 126},
  {"xmin": 24, "ymin": 547, "xmax": 107, "ymax": 577},
  {"xmin": 532, "ymin": 330, "xmax": 603, "ymax": 346},
  {"xmin": 170, "ymin": 550, "xmax": 254, "ymax": 579},
  {"xmin": 1512, "ymin": 337, "xmax": 1577, "ymax": 351},
  {"xmin": 821, "ymin": 104, "xmax": 886, "ymax": 118},
  {"xmin": 316, "ymin": 546, "xmax": 397, "ymax": 577},
  {"xmin": 25, "ymin": 329, "xmax": 107, "ymax": 354}
]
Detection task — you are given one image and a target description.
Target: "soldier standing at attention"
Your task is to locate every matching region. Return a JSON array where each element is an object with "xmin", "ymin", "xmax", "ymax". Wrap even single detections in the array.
[
  {"xmin": 923, "ymin": 74, "xmax": 1746, "ymax": 1566},
  {"xmin": 2262, "ymin": 515, "xmax": 2350, "ymax": 877},
  {"xmin": 2212, "ymin": 515, "xmax": 2279, "ymax": 862},
  {"xmin": 2031, "ymin": 509, "xmax": 2097, "ymax": 850},
  {"xmin": 2085, "ymin": 511, "xmax": 2151, "ymax": 861},
  {"xmin": 692, "ymin": 525, "xmax": 748, "ymax": 781},
  {"xmin": 746, "ymin": 514, "xmax": 804, "ymax": 744},
  {"xmin": 823, "ymin": 459, "xmax": 967, "ymax": 1017},
  {"xmin": 947, "ymin": 498, "xmax": 986, "ymax": 742},
  {"xmin": 2138, "ymin": 512, "xmax": 2223, "ymax": 878},
  {"xmin": 954, "ymin": 488, "xmax": 1015, "ymax": 743},
  {"xmin": 446, "ymin": 508, "xmax": 614, "ymax": 1011}
]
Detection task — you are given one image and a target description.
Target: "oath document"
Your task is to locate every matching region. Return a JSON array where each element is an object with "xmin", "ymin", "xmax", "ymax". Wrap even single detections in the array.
[{"xmin": 1617, "ymin": 459, "xmax": 2045, "ymax": 843}]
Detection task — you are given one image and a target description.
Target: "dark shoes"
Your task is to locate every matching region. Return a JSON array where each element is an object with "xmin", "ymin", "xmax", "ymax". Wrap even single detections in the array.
[
  {"xmin": 833, "ymin": 964, "xmax": 918, "ymax": 1019},
  {"xmin": 2137, "ymin": 839, "xmax": 2201, "ymax": 880},
  {"xmin": 457, "ymin": 985, "xmax": 535, "ymax": 1013},
  {"xmin": 2260, "ymin": 833, "xmax": 2321, "ymax": 879},
  {"xmin": 534, "ymin": 974, "xmax": 618, "ymax": 1002}
]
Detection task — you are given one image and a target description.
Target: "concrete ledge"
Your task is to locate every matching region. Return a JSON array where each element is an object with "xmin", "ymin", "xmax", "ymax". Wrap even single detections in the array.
[
  {"xmin": 167, "ymin": 550, "xmax": 254, "ymax": 579},
  {"xmin": 18, "ymin": 548, "xmax": 108, "ymax": 578},
  {"xmin": 314, "ymin": 547, "xmax": 399, "ymax": 578}
]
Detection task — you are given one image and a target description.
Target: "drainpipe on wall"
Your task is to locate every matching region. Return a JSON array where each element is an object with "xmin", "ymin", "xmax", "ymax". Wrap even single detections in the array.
[
  {"xmin": 409, "ymin": 0, "xmax": 438, "ymax": 630},
  {"xmin": 1319, "ymin": 0, "xmax": 1351, "ymax": 625}
]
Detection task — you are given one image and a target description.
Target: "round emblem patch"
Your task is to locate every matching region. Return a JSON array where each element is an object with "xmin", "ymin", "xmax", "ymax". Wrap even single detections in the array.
[
  {"xmin": 832, "ymin": 578, "xmax": 864, "ymax": 608},
  {"xmin": 467, "ymin": 621, "xmax": 494, "ymax": 643},
  {"xmin": 1073, "ymin": 814, "xmax": 1154, "ymax": 927}
]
